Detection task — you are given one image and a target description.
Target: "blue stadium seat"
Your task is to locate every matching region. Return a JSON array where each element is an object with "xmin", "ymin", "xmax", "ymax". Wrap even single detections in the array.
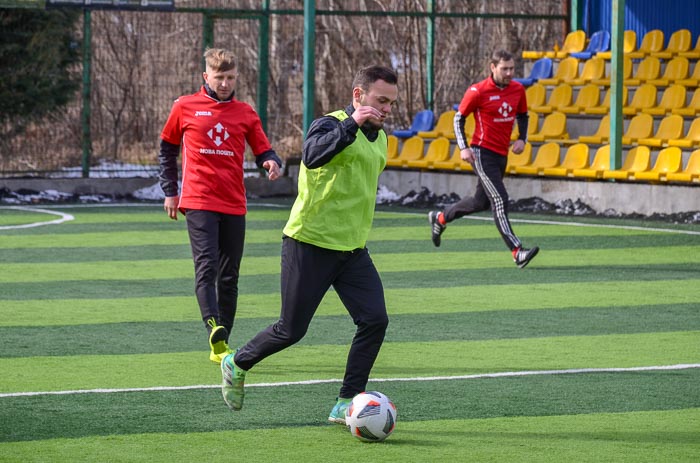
[
  {"xmin": 571, "ymin": 30, "xmax": 611, "ymax": 59},
  {"xmin": 514, "ymin": 57, "xmax": 553, "ymax": 87},
  {"xmin": 392, "ymin": 109, "xmax": 435, "ymax": 139}
]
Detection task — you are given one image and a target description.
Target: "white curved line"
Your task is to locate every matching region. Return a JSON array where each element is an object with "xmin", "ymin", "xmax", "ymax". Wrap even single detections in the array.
[{"xmin": 0, "ymin": 206, "xmax": 75, "ymax": 230}]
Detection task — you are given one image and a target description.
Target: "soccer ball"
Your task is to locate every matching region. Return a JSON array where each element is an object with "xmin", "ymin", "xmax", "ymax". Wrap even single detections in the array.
[{"xmin": 345, "ymin": 391, "xmax": 397, "ymax": 442}]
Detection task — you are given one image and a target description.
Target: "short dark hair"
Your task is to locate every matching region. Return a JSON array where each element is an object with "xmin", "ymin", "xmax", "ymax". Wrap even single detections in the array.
[
  {"xmin": 490, "ymin": 49, "xmax": 514, "ymax": 67},
  {"xmin": 352, "ymin": 65, "xmax": 398, "ymax": 90}
]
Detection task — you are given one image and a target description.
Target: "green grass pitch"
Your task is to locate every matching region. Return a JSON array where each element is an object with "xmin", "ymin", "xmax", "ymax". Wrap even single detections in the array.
[{"xmin": 0, "ymin": 201, "xmax": 699, "ymax": 462}]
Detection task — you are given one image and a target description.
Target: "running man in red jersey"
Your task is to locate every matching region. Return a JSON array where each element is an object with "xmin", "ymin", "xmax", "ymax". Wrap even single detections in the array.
[
  {"xmin": 428, "ymin": 49, "xmax": 539, "ymax": 268},
  {"xmin": 158, "ymin": 48, "xmax": 282, "ymax": 362}
]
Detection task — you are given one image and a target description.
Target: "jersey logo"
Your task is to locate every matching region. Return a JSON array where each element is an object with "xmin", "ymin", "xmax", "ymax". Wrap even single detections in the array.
[
  {"xmin": 195, "ymin": 111, "xmax": 213, "ymax": 117},
  {"xmin": 489, "ymin": 95, "xmax": 500, "ymax": 101},
  {"xmin": 207, "ymin": 122, "xmax": 230, "ymax": 147},
  {"xmin": 498, "ymin": 102, "xmax": 513, "ymax": 118}
]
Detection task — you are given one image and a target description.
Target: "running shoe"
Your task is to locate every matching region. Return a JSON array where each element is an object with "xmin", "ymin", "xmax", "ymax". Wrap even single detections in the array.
[
  {"xmin": 514, "ymin": 246, "xmax": 539, "ymax": 269},
  {"xmin": 209, "ymin": 324, "xmax": 232, "ymax": 364},
  {"xmin": 428, "ymin": 211, "xmax": 446, "ymax": 247},
  {"xmin": 221, "ymin": 352, "xmax": 246, "ymax": 411},
  {"xmin": 328, "ymin": 397, "xmax": 353, "ymax": 425}
]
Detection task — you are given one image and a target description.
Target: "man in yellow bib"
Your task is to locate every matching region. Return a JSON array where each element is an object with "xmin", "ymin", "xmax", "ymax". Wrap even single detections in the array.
[{"xmin": 221, "ymin": 66, "xmax": 399, "ymax": 424}]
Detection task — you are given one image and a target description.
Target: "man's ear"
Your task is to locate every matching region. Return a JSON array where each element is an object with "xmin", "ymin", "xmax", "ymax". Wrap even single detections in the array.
[{"xmin": 352, "ymin": 86, "xmax": 363, "ymax": 103}]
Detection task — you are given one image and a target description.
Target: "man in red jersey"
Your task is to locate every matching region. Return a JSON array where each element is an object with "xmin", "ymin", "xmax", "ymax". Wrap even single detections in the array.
[
  {"xmin": 158, "ymin": 48, "xmax": 282, "ymax": 363},
  {"xmin": 428, "ymin": 49, "xmax": 539, "ymax": 268}
]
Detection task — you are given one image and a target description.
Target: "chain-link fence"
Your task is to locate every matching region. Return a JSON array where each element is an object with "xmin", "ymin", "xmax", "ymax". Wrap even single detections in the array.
[{"xmin": 0, "ymin": 0, "xmax": 567, "ymax": 176}]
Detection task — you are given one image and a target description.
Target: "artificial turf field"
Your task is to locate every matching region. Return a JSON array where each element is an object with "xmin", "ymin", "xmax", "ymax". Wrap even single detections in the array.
[{"xmin": 0, "ymin": 200, "xmax": 698, "ymax": 462}]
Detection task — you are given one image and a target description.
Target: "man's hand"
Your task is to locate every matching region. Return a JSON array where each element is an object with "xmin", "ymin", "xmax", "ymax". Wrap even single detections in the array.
[
  {"xmin": 164, "ymin": 196, "xmax": 179, "ymax": 220},
  {"xmin": 263, "ymin": 160, "xmax": 280, "ymax": 181},
  {"xmin": 352, "ymin": 105, "xmax": 384, "ymax": 126},
  {"xmin": 511, "ymin": 139, "xmax": 526, "ymax": 154},
  {"xmin": 460, "ymin": 148, "xmax": 475, "ymax": 164}
]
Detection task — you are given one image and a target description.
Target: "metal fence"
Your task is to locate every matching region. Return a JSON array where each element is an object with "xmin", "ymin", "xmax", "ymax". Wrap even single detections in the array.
[{"xmin": 0, "ymin": 0, "xmax": 567, "ymax": 177}]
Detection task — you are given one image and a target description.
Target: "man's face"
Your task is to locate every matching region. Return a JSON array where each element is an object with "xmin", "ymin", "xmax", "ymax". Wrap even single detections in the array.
[
  {"xmin": 490, "ymin": 59, "xmax": 515, "ymax": 87},
  {"xmin": 203, "ymin": 67, "xmax": 237, "ymax": 100},
  {"xmin": 355, "ymin": 79, "xmax": 399, "ymax": 129}
]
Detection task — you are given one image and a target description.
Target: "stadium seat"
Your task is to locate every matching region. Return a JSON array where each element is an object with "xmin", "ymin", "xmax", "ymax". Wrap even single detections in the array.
[
  {"xmin": 528, "ymin": 112, "xmax": 568, "ymax": 142},
  {"xmin": 634, "ymin": 146, "xmax": 683, "ymax": 182},
  {"xmin": 578, "ymin": 114, "xmax": 610, "ymax": 144},
  {"xmin": 505, "ymin": 142, "xmax": 533, "ymax": 175},
  {"xmin": 542, "ymin": 143, "xmax": 589, "ymax": 177},
  {"xmin": 559, "ymin": 84, "xmax": 600, "ymax": 114},
  {"xmin": 538, "ymin": 57, "xmax": 579, "ymax": 86},
  {"xmin": 627, "ymin": 29, "xmax": 665, "ymax": 58},
  {"xmin": 651, "ymin": 29, "xmax": 692, "ymax": 59},
  {"xmin": 530, "ymin": 83, "xmax": 573, "ymax": 114},
  {"xmin": 406, "ymin": 137, "xmax": 451, "ymax": 169},
  {"xmin": 638, "ymin": 114, "xmax": 684, "ymax": 147},
  {"xmin": 514, "ymin": 57, "xmax": 553, "ymax": 87},
  {"xmin": 386, "ymin": 136, "xmax": 424, "ymax": 167},
  {"xmin": 667, "ymin": 117, "xmax": 700, "ymax": 148},
  {"xmin": 571, "ymin": 30, "xmax": 611, "ymax": 60},
  {"xmin": 569, "ymin": 57, "xmax": 606, "ymax": 86},
  {"xmin": 622, "ymin": 113, "xmax": 654, "ymax": 144},
  {"xmin": 526, "ymin": 83, "xmax": 547, "ymax": 108},
  {"xmin": 418, "ymin": 110, "xmax": 456, "ymax": 139},
  {"xmin": 549, "ymin": 30, "xmax": 587, "ymax": 59},
  {"xmin": 672, "ymin": 88, "xmax": 700, "ymax": 117},
  {"xmin": 433, "ymin": 144, "xmax": 474, "ymax": 172},
  {"xmin": 642, "ymin": 84, "xmax": 687, "ymax": 116},
  {"xmin": 583, "ymin": 86, "xmax": 628, "ymax": 115},
  {"xmin": 514, "ymin": 142, "xmax": 561, "ymax": 175},
  {"xmin": 591, "ymin": 56, "xmax": 632, "ymax": 87},
  {"xmin": 602, "ymin": 146, "xmax": 651, "ymax": 180},
  {"xmin": 597, "ymin": 30, "xmax": 637, "ymax": 60},
  {"xmin": 666, "ymin": 148, "xmax": 700, "ymax": 183},
  {"xmin": 387, "ymin": 135, "xmax": 399, "ymax": 160},
  {"xmin": 647, "ymin": 57, "xmax": 690, "ymax": 87},
  {"xmin": 392, "ymin": 110, "xmax": 434, "ymax": 138},
  {"xmin": 512, "ymin": 111, "xmax": 539, "ymax": 141},
  {"xmin": 678, "ymin": 34, "xmax": 700, "ymax": 60},
  {"xmin": 622, "ymin": 84, "xmax": 657, "ymax": 116},
  {"xmin": 676, "ymin": 61, "xmax": 700, "ymax": 88},
  {"xmin": 572, "ymin": 144, "xmax": 610, "ymax": 179},
  {"xmin": 624, "ymin": 56, "xmax": 661, "ymax": 86}
]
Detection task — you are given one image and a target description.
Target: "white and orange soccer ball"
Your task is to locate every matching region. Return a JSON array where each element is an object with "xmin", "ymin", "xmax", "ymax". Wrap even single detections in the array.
[{"xmin": 345, "ymin": 391, "xmax": 397, "ymax": 442}]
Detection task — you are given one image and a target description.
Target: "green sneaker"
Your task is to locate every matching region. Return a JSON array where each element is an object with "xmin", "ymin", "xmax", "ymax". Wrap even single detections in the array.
[
  {"xmin": 221, "ymin": 352, "xmax": 246, "ymax": 411},
  {"xmin": 328, "ymin": 397, "xmax": 353, "ymax": 424},
  {"xmin": 208, "ymin": 323, "xmax": 232, "ymax": 364}
]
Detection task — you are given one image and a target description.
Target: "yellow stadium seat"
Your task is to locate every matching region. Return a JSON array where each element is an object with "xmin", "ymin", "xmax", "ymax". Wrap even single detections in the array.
[
  {"xmin": 592, "ymin": 56, "xmax": 633, "ymax": 87},
  {"xmin": 642, "ymin": 84, "xmax": 687, "ymax": 116},
  {"xmin": 679, "ymin": 35, "xmax": 700, "ymax": 60},
  {"xmin": 603, "ymin": 146, "xmax": 651, "ymax": 180},
  {"xmin": 418, "ymin": 110, "xmax": 456, "ymax": 139},
  {"xmin": 386, "ymin": 136, "xmax": 424, "ymax": 167},
  {"xmin": 622, "ymin": 84, "xmax": 657, "ymax": 116},
  {"xmin": 569, "ymin": 57, "xmax": 606, "ymax": 86},
  {"xmin": 433, "ymin": 144, "xmax": 474, "ymax": 172},
  {"xmin": 584, "ymin": 86, "xmax": 628, "ymax": 115},
  {"xmin": 578, "ymin": 115, "xmax": 610, "ymax": 144},
  {"xmin": 672, "ymin": 88, "xmax": 700, "ymax": 117},
  {"xmin": 651, "ymin": 29, "xmax": 692, "ymax": 59},
  {"xmin": 514, "ymin": 142, "xmax": 561, "ymax": 175},
  {"xmin": 559, "ymin": 84, "xmax": 600, "ymax": 114},
  {"xmin": 638, "ymin": 114, "xmax": 685, "ymax": 147},
  {"xmin": 676, "ymin": 61, "xmax": 700, "ymax": 88},
  {"xmin": 505, "ymin": 143, "xmax": 533, "ymax": 175},
  {"xmin": 526, "ymin": 83, "xmax": 547, "ymax": 108},
  {"xmin": 647, "ymin": 57, "xmax": 690, "ymax": 87},
  {"xmin": 538, "ymin": 57, "xmax": 579, "ymax": 86},
  {"xmin": 573, "ymin": 144, "xmax": 610, "ymax": 179},
  {"xmin": 387, "ymin": 135, "xmax": 399, "ymax": 160},
  {"xmin": 598, "ymin": 30, "xmax": 637, "ymax": 59},
  {"xmin": 627, "ymin": 29, "xmax": 665, "ymax": 58},
  {"xmin": 530, "ymin": 83, "xmax": 573, "ymax": 114},
  {"xmin": 406, "ymin": 137, "xmax": 451, "ymax": 169},
  {"xmin": 512, "ymin": 111, "xmax": 539, "ymax": 141},
  {"xmin": 624, "ymin": 56, "xmax": 661, "ymax": 86},
  {"xmin": 548, "ymin": 30, "xmax": 587, "ymax": 59},
  {"xmin": 667, "ymin": 117, "xmax": 700, "ymax": 148},
  {"xmin": 542, "ymin": 143, "xmax": 589, "ymax": 177},
  {"xmin": 529, "ymin": 112, "xmax": 568, "ymax": 142},
  {"xmin": 634, "ymin": 146, "xmax": 683, "ymax": 182},
  {"xmin": 666, "ymin": 149, "xmax": 700, "ymax": 183},
  {"xmin": 622, "ymin": 113, "xmax": 654, "ymax": 144}
]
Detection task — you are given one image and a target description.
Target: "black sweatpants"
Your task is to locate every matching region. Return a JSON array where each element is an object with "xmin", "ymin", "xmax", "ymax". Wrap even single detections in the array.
[
  {"xmin": 185, "ymin": 210, "xmax": 245, "ymax": 340},
  {"xmin": 443, "ymin": 146, "xmax": 522, "ymax": 250},
  {"xmin": 235, "ymin": 236, "xmax": 389, "ymax": 398}
]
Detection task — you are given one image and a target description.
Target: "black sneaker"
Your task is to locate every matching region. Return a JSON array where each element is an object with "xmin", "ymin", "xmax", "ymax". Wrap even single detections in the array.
[
  {"xmin": 514, "ymin": 246, "xmax": 539, "ymax": 269},
  {"xmin": 428, "ymin": 211, "xmax": 446, "ymax": 247}
]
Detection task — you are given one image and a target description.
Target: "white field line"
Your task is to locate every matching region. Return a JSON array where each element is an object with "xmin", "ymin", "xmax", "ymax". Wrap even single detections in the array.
[
  {"xmin": 2, "ymin": 363, "xmax": 698, "ymax": 399},
  {"xmin": 0, "ymin": 206, "xmax": 74, "ymax": 230}
]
